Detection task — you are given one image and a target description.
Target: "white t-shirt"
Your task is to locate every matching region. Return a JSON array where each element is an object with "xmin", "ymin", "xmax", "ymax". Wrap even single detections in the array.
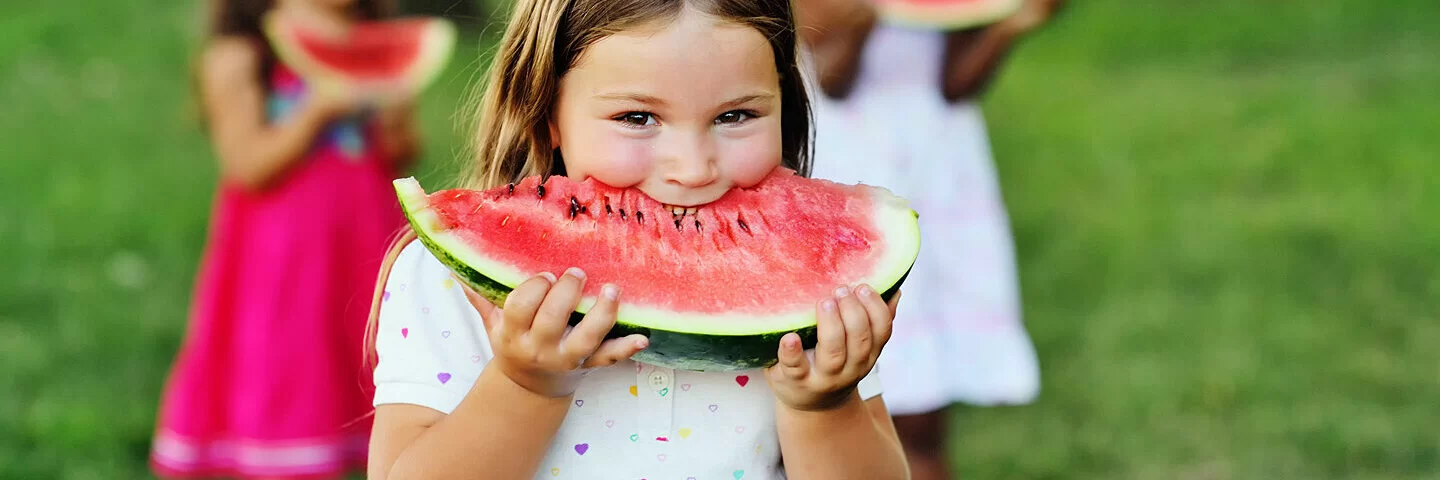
[{"xmin": 373, "ymin": 241, "xmax": 883, "ymax": 480}]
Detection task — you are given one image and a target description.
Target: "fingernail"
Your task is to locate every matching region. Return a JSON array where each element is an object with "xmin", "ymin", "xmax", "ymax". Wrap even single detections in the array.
[
  {"xmin": 539, "ymin": 272, "xmax": 557, "ymax": 283},
  {"xmin": 821, "ymin": 299, "xmax": 837, "ymax": 312},
  {"xmin": 834, "ymin": 286, "xmax": 850, "ymax": 298},
  {"xmin": 857, "ymin": 285, "xmax": 873, "ymax": 297},
  {"xmin": 635, "ymin": 337, "xmax": 649, "ymax": 349},
  {"xmin": 565, "ymin": 267, "xmax": 586, "ymax": 280},
  {"xmin": 602, "ymin": 284, "xmax": 619, "ymax": 300}
]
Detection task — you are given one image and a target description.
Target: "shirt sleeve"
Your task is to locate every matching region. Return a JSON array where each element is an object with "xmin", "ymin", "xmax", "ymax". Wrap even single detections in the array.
[{"xmin": 372, "ymin": 240, "xmax": 494, "ymax": 414}]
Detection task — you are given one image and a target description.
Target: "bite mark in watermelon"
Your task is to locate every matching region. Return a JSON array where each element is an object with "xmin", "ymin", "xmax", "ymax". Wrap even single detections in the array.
[
  {"xmin": 393, "ymin": 168, "xmax": 921, "ymax": 372},
  {"xmin": 263, "ymin": 14, "xmax": 456, "ymax": 98},
  {"xmin": 872, "ymin": 0, "xmax": 1025, "ymax": 30}
]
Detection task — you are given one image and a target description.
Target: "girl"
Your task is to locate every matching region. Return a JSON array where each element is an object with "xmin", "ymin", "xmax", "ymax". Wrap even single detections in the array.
[
  {"xmin": 150, "ymin": 0, "xmax": 420, "ymax": 477},
  {"xmin": 796, "ymin": 0, "xmax": 1065, "ymax": 478},
  {"xmin": 365, "ymin": 1, "xmax": 910, "ymax": 479}
]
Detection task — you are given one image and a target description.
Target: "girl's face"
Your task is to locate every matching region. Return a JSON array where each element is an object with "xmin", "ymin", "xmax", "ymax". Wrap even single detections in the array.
[{"xmin": 552, "ymin": 8, "xmax": 784, "ymax": 209}]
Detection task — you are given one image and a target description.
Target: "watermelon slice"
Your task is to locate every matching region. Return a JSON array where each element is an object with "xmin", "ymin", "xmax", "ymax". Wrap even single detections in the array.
[
  {"xmin": 394, "ymin": 168, "xmax": 921, "ymax": 372},
  {"xmin": 872, "ymin": 0, "xmax": 1025, "ymax": 30},
  {"xmin": 263, "ymin": 14, "xmax": 455, "ymax": 99}
]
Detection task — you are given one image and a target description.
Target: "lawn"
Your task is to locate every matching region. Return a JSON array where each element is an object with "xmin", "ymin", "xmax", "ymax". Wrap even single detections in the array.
[{"xmin": 1, "ymin": 0, "xmax": 1436, "ymax": 478}]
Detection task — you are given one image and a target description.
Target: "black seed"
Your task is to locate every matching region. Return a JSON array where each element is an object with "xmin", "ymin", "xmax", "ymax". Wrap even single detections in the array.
[
  {"xmin": 569, "ymin": 196, "xmax": 581, "ymax": 219},
  {"xmin": 507, "ymin": 183, "xmax": 515, "ymax": 195},
  {"xmin": 537, "ymin": 184, "xmax": 546, "ymax": 198},
  {"xmin": 674, "ymin": 218, "xmax": 683, "ymax": 230},
  {"xmin": 636, "ymin": 211, "xmax": 644, "ymax": 223},
  {"xmin": 619, "ymin": 209, "xmax": 627, "ymax": 219},
  {"xmin": 737, "ymin": 219, "xmax": 750, "ymax": 233},
  {"xmin": 605, "ymin": 204, "xmax": 613, "ymax": 215},
  {"xmin": 694, "ymin": 219, "xmax": 702, "ymax": 230}
]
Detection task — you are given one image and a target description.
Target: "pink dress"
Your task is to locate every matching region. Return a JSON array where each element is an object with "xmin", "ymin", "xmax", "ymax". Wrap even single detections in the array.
[{"xmin": 150, "ymin": 61, "xmax": 406, "ymax": 478}]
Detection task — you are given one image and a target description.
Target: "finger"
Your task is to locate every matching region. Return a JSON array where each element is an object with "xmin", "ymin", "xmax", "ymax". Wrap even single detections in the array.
[
  {"xmin": 882, "ymin": 289, "xmax": 902, "ymax": 346},
  {"xmin": 531, "ymin": 267, "xmax": 586, "ymax": 345},
  {"xmin": 500, "ymin": 272, "xmax": 557, "ymax": 334},
  {"xmin": 457, "ymin": 278, "xmax": 501, "ymax": 334},
  {"xmin": 562, "ymin": 283, "xmax": 621, "ymax": 364},
  {"xmin": 772, "ymin": 332, "xmax": 810, "ymax": 380},
  {"xmin": 814, "ymin": 289, "xmax": 848, "ymax": 376},
  {"xmin": 854, "ymin": 284, "xmax": 894, "ymax": 360},
  {"xmin": 581, "ymin": 335, "xmax": 648, "ymax": 368},
  {"xmin": 838, "ymin": 285, "xmax": 874, "ymax": 373}
]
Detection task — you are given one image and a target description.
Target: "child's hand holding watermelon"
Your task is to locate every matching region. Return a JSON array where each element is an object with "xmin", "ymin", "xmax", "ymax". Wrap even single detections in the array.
[
  {"xmin": 461, "ymin": 268, "xmax": 649, "ymax": 398},
  {"xmin": 765, "ymin": 285, "xmax": 902, "ymax": 412}
]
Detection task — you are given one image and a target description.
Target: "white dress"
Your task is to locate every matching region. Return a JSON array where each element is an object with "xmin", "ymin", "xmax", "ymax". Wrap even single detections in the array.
[{"xmin": 806, "ymin": 22, "xmax": 1042, "ymax": 415}]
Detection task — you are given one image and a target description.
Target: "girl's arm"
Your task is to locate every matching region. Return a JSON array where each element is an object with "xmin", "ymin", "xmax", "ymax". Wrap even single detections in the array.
[
  {"xmin": 370, "ymin": 268, "xmax": 647, "ymax": 480},
  {"xmin": 200, "ymin": 38, "xmax": 353, "ymax": 191},
  {"xmin": 776, "ymin": 394, "xmax": 908, "ymax": 480},
  {"xmin": 767, "ymin": 286, "xmax": 908, "ymax": 479},
  {"xmin": 373, "ymin": 100, "xmax": 422, "ymax": 173},
  {"xmin": 792, "ymin": 0, "xmax": 876, "ymax": 99},
  {"xmin": 369, "ymin": 366, "xmax": 571, "ymax": 480},
  {"xmin": 942, "ymin": 0, "xmax": 1068, "ymax": 102}
]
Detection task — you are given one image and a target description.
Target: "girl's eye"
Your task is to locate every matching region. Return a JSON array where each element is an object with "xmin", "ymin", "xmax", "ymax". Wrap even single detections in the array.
[
  {"xmin": 616, "ymin": 112, "xmax": 657, "ymax": 127},
  {"xmin": 715, "ymin": 110, "xmax": 754, "ymax": 125}
]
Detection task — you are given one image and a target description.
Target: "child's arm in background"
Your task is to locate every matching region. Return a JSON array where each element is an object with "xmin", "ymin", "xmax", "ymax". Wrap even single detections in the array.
[
  {"xmin": 374, "ymin": 100, "xmax": 422, "ymax": 173},
  {"xmin": 769, "ymin": 286, "xmax": 909, "ymax": 480},
  {"xmin": 792, "ymin": 0, "xmax": 876, "ymax": 99},
  {"xmin": 200, "ymin": 38, "xmax": 354, "ymax": 191},
  {"xmin": 941, "ymin": 0, "xmax": 1067, "ymax": 102}
]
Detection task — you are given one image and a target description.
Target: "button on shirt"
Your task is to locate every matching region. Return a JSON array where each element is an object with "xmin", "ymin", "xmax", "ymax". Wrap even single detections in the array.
[{"xmin": 372, "ymin": 242, "xmax": 883, "ymax": 479}]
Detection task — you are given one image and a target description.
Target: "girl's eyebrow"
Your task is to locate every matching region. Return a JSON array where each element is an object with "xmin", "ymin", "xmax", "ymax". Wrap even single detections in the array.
[
  {"xmin": 594, "ymin": 92, "xmax": 668, "ymax": 107},
  {"xmin": 592, "ymin": 92, "xmax": 775, "ymax": 110}
]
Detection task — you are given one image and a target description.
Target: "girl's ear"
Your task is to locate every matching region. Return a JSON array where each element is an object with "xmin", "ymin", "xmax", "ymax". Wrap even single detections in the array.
[{"xmin": 549, "ymin": 117, "xmax": 561, "ymax": 150}]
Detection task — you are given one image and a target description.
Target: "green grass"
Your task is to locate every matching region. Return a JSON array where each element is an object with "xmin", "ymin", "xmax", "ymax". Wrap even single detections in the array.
[{"xmin": 1, "ymin": 0, "xmax": 1436, "ymax": 478}]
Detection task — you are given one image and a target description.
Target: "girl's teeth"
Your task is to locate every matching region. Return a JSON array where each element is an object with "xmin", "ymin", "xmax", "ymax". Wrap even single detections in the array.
[{"xmin": 662, "ymin": 204, "xmax": 698, "ymax": 217}]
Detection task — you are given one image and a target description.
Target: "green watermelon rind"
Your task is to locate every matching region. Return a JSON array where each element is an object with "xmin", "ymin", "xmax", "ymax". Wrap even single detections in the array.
[
  {"xmin": 393, "ymin": 177, "xmax": 919, "ymax": 372},
  {"xmin": 876, "ymin": 0, "xmax": 1026, "ymax": 30},
  {"xmin": 262, "ymin": 14, "xmax": 457, "ymax": 98}
]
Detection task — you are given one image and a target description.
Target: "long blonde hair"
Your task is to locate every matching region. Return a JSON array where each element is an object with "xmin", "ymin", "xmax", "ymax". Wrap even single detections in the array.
[{"xmin": 363, "ymin": 0, "xmax": 815, "ymax": 371}]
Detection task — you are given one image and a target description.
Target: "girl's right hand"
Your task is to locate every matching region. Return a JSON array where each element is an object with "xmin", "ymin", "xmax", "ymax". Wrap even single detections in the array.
[
  {"xmin": 303, "ymin": 87, "xmax": 365, "ymax": 122},
  {"xmin": 462, "ymin": 268, "xmax": 649, "ymax": 398}
]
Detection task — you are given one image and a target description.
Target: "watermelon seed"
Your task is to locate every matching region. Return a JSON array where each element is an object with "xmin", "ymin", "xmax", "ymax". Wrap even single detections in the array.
[
  {"xmin": 737, "ymin": 218, "xmax": 750, "ymax": 234},
  {"xmin": 604, "ymin": 196, "xmax": 614, "ymax": 215},
  {"xmin": 501, "ymin": 216, "xmax": 509, "ymax": 227},
  {"xmin": 507, "ymin": 183, "xmax": 515, "ymax": 195},
  {"xmin": 537, "ymin": 184, "xmax": 546, "ymax": 198},
  {"xmin": 569, "ymin": 196, "xmax": 581, "ymax": 219},
  {"xmin": 694, "ymin": 219, "xmax": 702, "ymax": 231},
  {"xmin": 619, "ymin": 209, "xmax": 627, "ymax": 220},
  {"xmin": 636, "ymin": 211, "xmax": 644, "ymax": 223}
]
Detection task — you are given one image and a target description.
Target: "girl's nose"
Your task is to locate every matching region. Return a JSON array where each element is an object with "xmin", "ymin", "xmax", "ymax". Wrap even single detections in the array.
[{"xmin": 662, "ymin": 132, "xmax": 719, "ymax": 188}]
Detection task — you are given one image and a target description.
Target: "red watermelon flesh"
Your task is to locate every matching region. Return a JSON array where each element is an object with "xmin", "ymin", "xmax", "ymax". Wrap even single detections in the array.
[
  {"xmin": 265, "ymin": 15, "xmax": 455, "ymax": 95},
  {"xmin": 872, "ymin": 0, "xmax": 1025, "ymax": 30},
  {"xmin": 394, "ymin": 168, "xmax": 921, "ymax": 371}
]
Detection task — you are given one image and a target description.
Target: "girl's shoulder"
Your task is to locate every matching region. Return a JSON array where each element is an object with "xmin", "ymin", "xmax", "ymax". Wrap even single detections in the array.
[
  {"xmin": 200, "ymin": 36, "xmax": 263, "ymax": 80},
  {"xmin": 372, "ymin": 237, "xmax": 495, "ymax": 413}
]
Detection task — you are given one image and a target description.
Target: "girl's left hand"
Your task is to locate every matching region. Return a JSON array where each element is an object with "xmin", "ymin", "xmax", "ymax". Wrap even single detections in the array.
[{"xmin": 765, "ymin": 284, "xmax": 901, "ymax": 412}]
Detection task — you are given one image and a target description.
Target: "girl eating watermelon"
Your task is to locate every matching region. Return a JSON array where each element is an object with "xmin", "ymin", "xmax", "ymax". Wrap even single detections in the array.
[
  {"xmin": 149, "ymin": 0, "xmax": 425, "ymax": 478},
  {"xmin": 798, "ymin": 0, "xmax": 1065, "ymax": 478},
  {"xmin": 364, "ymin": 0, "xmax": 913, "ymax": 479}
]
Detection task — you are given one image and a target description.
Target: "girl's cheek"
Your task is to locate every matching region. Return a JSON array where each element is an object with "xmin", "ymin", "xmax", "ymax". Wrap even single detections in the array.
[
  {"xmin": 565, "ymin": 134, "xmax": 653, "ymax": 188},
  {"xmin": 718, "ymin": 134, "xmax": 783, "ymax": 188}
]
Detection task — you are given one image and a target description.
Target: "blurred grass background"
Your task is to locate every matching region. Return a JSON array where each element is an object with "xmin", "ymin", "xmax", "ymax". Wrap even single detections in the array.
[{"xmin": 1, "ymin": 0, "xmax": 1436, "ymax": 478}]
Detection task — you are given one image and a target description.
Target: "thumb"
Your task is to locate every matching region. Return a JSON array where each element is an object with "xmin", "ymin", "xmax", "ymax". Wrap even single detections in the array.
[{"xmin": 456, "ymin": 275, "xmax": 502, "ymax": 332}]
